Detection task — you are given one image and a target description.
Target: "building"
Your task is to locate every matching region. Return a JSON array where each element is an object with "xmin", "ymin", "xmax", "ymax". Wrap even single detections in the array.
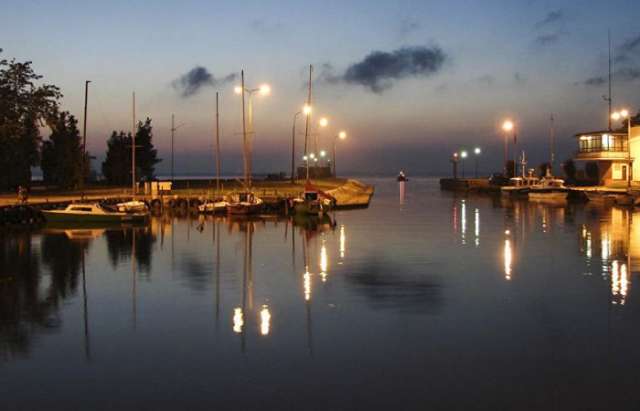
[{"xmin": 574, "ymin": 126, "xmax": 640, "ymax": 186}]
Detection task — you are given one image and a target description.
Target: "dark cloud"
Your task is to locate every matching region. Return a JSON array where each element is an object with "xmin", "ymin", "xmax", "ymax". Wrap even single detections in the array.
[
  {"xmin": 322, "ymin": 46, "xmax": 447, "ymax": 93},
  {"xmin": 616, "ymin": 34, "xmax": 640, "ymax": 63},
  {"xmin": 172, "ymin": 66, "xmax": 236, "ymax": 98},
  {"xmin": 535, "ymin": 10, "xmax": 564, "ymax": 29},
  {"xmin": 534, "ymin": 33, "xmax": 561, "ymax": 46},
  {"xmin": 580, "ymin": 68, "xmax": 640, "ymax": 87}
]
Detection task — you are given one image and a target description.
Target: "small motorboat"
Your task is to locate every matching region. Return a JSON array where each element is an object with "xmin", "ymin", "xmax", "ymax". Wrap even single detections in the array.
[
  {"xmin": 500, "ymin": 177, "xmax": 538, "ymax": 198},
  {"xmin": 397, "ymin": 171, "xmax": 408, "ymax": 182},
  {"xmin": 529, "ymin": 178, "xmax": 568, "ymax": 201},
  {"xmin": 227, "ymin": 192, "xmax": 263, "ymax": 215},
  {"xmin": 116, "ymin": 200, "xmax": 148, "ymax": 213},
  {"xmin": 293, "ymin": 182, "xmax": 337, "ymax": 216},
  {"xmin": 42, "ymin": 203, "xmax": 149, "ymax": 224},
  {"xmin": 198, "ymin": 199, "xmax": 229, "ymax": 214}
]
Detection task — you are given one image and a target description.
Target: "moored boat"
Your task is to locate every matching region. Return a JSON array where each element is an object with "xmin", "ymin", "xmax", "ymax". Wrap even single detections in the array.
[
  {"xmin": 227, "ymin": 192, "xmax": 263, "ymax": 215},
  {"xmin": 116, "ymin": 200, "xmax": 148, "ymax": 213},
  {"xmin": 42, "ymin": 203, "xmax": 149, "ymax": 224},
  {"xmin": 293, "ymin": 182, "xmax": 337, "ymax": 216},
  {"xmin": 529, "ymin": 178, "xmax": 568, "ymax": 201},
  {"xmin": 501, "ymin": 177, "xmax": 538, "ymax": 198},
  {"xmin": 198, "ymin": 199, "xmax": 229, "ymax": 214}
]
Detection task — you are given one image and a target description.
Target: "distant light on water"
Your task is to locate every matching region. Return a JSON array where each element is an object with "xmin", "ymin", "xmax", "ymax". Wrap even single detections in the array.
[
  {"xmin": 504, "ymin": 238, "xmax": 512, "ymax": 280},
  {"xmin": 339, "ymin": 225, "xmax": 346, "ymax": 259},
  {"xmin": 320, "ymin": 242, "xmax": 328, "ymax": 282},
  {"xmin": 233, "ymin": 307, "xmax": 244, "ymax": 333},
  {"xmin": 260, "ymin": 305, "xmax": 271, "ymax": 336},
  {"xmin": 304, "ymin": 269, "xmax": 312, "ymax": 301}
]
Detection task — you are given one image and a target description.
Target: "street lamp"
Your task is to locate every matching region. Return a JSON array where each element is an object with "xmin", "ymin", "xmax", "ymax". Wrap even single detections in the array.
[
  {"xmin": 460, "ymin": 150, "xmax": 468, "ymax": 178},
  {"xmin": 612, "ymin": 109, "xmax": 632, "ymax": 188},
  {"xmin": 332, "ymin": 131, "xmax": 347, "ymax": 177},
  {"xmin": 316, "ymin": 117, "xmax": 328, "ymax": 156},
  {"xmin": 502, "ymin": 120, "xmax": 515, "ymax": 176},
  {"xmin": 234, "ymin": 80, "xmax": 271, "ymax": 186},
  {"xmin": 474, "ymin": 147, "xmax": 481, "ymax": 178},
  {"xmin": 451, "ymin": 152, "xmax": 459, "ymax": 179}
]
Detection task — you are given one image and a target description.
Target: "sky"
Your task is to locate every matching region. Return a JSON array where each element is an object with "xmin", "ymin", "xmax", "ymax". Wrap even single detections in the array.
[{"xmin": 2, "ymin": 0, "xmax": 640, "ymax": 176}]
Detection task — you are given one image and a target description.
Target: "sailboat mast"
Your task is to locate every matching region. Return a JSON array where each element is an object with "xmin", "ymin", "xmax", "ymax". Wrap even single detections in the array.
[
  {"xmin": 132, "ymin": 92, "xmax": 136, "ymax": 195},
  {"xmin": 550, "ymin": 114, "xmax": 555, "ymax": 175},
  {"xmin": 241, "ymin": 70, "xmax": 248, "ymax": 187},
  {"xmin": 215, "ymin": 92, "xmax": 221, "ymax": 192},
  {"xmin": 303, "ymin": 65, "xmax": 313, "ymax": 180},
  {"xmin": 608, "ymin": 30, "xmax": 613, "ymax": 131}
]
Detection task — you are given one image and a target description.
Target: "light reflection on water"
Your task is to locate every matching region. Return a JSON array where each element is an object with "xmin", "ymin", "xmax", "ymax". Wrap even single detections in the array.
[{"xmin": 3, "ymin": 178, "xmax": 640, "ymax": 409}]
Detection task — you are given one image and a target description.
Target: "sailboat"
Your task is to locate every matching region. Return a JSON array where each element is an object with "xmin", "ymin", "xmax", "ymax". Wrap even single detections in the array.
[{"xmin": 529, "ymin": 116, "xmax": 568, "ymax": 202}]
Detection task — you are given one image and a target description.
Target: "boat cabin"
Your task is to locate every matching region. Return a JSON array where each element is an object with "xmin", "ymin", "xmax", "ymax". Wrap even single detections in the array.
[{"xmin": 304, "ymin": 191, "xmax": 319, "ymax": 202}]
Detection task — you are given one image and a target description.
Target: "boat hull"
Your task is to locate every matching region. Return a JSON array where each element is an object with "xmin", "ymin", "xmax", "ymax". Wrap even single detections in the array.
[
  {"xmin": 227, "ymin": 203, "xmax": 263, "ymax": 215},
  {"xmin": 528, "ymin": 191, "xmax": 568, "ymax": 201}
]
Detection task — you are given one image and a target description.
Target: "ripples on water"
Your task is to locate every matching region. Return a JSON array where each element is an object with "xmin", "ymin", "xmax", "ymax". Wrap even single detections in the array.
[{"xmin": 2, "ymin": 178, "xmax": 640, "ymax": 410}]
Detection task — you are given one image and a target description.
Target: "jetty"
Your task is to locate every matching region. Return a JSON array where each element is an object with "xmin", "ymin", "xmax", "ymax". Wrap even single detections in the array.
[{"xmin": 0, "ymin": 178, "xmax": 374, "ymax": 225}]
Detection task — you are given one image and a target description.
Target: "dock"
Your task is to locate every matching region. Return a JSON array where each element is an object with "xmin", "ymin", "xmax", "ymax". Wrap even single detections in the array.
[{"xmin": 0, "ymin": 178, "xmax": 375, "ymax": 226}]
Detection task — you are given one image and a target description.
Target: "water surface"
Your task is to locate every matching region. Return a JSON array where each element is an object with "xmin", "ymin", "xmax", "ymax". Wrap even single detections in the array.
[{"xmin": 2, "ymin": 178, "xmax": 640, "ymax": 410}]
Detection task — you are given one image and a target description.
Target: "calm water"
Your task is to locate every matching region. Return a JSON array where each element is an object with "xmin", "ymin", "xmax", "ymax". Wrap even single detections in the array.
[{"xmin": 2, "ymin": 178, "xmax": 640, "ymax": 410}]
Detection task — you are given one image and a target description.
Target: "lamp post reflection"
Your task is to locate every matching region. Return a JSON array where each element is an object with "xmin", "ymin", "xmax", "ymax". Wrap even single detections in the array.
[
  {"xmin": 260, "ymin": 305, "xmax": 271, "ymax": 336},
  {"xmin": 504, "ymin": 230, "xmax": 513, "ymax": 280},
  {"xmin": 339, "ymin": 225, "xmax": 346, "ymax": 260}
]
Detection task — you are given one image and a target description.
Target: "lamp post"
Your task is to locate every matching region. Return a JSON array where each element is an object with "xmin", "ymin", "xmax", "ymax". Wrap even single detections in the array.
[
  {"xmin": 474, "ymin": 147, "xmax": 481, "ymax": 178},
  {"xmin": 612, "ymin": 109, "xmax": 632, "ymax": 188},
  {"xmin": 235, "ymin": 82, "xmax": 270, "ymax": 186},
  {"xmin": 291, "ymin": 110, "xmax": 302, "ymax": 183},
  {"xmin": 333, "ymin": 131, "xmax": 347, "ymax": 177},
  {"xmin": 170, "ymin": 114, "xmax": 185, "ymax": 184},
  {"xmin": 451, "ymin": 152, "xmax": 459, "ymax": 179},
  {"xmin": 317, "ymin": 117, "xmax": 328, "ymax": 156},
  {"xmin": 460, "ymin": 150, "xmax": 468, "ymax": 178},
  {"xmin": 502, "ymin": 120, "xmax": 515, "ymax": 176}
]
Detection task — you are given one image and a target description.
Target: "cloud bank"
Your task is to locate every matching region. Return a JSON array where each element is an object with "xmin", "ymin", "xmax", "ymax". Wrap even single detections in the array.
[
  {"xmin": 172, "ymin": 66, "xmax": 236, "ymax": 98},
  {"xmin": 322, "ymin": 45, "xmax": 448, "ymax": 93}
]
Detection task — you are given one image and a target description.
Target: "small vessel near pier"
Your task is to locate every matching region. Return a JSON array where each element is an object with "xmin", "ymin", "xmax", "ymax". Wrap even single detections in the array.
[
  {"xmin": 227, "ymin": 192, "xmax": 264, "ymax": 215},
  {"xmin": 42, "ymin": 203, "xmax": 149, "ymax": 224},
  {"xmin": 529, "ymin": 177, "xmax": 569, "ymax": 201}
]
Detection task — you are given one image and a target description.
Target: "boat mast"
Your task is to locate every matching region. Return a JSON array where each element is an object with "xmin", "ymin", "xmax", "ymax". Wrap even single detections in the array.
[
  {"xmin": 132, "ymin": 92, "xmax": 136, "ymax": 196},
  {"xmin": 215, "ymin": 91, "xmax": 221, "ymax": 192},
  {"xmin": 304, "ymin": 64, "xmax": 313, "ymax": 180},
  {"xmin": 550, "ymin": 114, "xmax": 555, "ymax": 176},
  {"xmin": 607, "ymin": 30, "xmax": 613, "ymax": 131},
  {"xmin": 241, "ymin": 70, "xmax": 248, "ymax": 187},
  {"xmin": 81, "ymin": 80, "xmax": 90, "ymax": 191}
]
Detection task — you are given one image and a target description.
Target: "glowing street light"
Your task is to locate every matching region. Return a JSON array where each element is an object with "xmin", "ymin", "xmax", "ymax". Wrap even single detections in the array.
[
  {"xmin": 451, "ymin": 152, "xmax": 460, "ymax": 179},
  {"xmin": 319, "ymin": 117, "xmax": 328, "ymax": 127},
  {"xmin": 501, "ymin": 119, "xmax": 516, "ymax": 176},
  {"xmin": 460, "ymin": 150, "xmax": 468, "ymax": 178},
  {"xmin": 612, "ymin": 108, "xmax": 633, "ymax": 188},
  {"xmin": 332, "ymin": 130, "xmax": 347, "ymax": 177},
  {"xmin": 303, "ymin": 104, "xmax": 312, "ymax": 115},
  {"xmin": 474, "ymin": 147, "xmax": 482, "ymax": 178}
]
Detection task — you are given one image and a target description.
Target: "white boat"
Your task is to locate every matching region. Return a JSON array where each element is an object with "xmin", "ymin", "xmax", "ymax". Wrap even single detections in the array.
[
  {"xmin": 42, "ymin": 203, "xmax": 149, "ymax": 224},
  {"xmin": 529, "ymin": 178, "xmax": 568, "ymax": 201},
  {"xmin": 227, "ymin": 192, "xmax": 263, "ymax": 215},
  {"xmin": 198, "ymin": 199, "xmax": 229, "ymax": 214},
  {"xmin": 116, "ymin": 200, "xmax": 148, "ymax": 213},
  {"xmin": 500, "ymin": 177, "xmax": 538, "ymax": 198}
]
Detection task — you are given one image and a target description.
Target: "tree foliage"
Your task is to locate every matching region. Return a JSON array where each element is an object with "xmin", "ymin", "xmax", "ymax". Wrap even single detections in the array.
[
  {"xmin": 0, "ymin": 49, "xmax": 61, "ymax": 190},
  {"xmin": 41, "ymin": 111, "xmax": 88, "ymax": 188},
  {"xmin": 102, "ymin": 118, "xmax": 160, "ymax": 185}
]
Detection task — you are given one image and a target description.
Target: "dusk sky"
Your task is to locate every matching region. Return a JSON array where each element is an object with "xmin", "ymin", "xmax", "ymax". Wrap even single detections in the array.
[{"xmin": 2, "ymin": 0, "xmax": 640, "ymax": 176}]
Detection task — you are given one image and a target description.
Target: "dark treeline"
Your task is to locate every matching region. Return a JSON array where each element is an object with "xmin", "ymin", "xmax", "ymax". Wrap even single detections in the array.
[{"xmin": 0, "ymin": 49, "xmax": 160, "ymax": 191}]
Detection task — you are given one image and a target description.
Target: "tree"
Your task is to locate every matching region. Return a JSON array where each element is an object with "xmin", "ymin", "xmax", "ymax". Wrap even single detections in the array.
[
  {"xmin": 101, "ymin": 118, "xmax": 160, "ymax": 185},
  {"xmin": 0, "ymin": 49, "xmax": 61, "ymax": 190},
  {"xmin": 41, "ymin": 111, "xmax": 88, "ymax": 188},
  {"xmin": 102, "ymin": 131, "xmax": 130, "ymax": 185},
  {"xmin": 135, "ymin": 117, "xmax": 160, "ymax": 180},
  {"xmin": 562, "ymin": 159, "xmax": 577, "ymax": 184}
]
